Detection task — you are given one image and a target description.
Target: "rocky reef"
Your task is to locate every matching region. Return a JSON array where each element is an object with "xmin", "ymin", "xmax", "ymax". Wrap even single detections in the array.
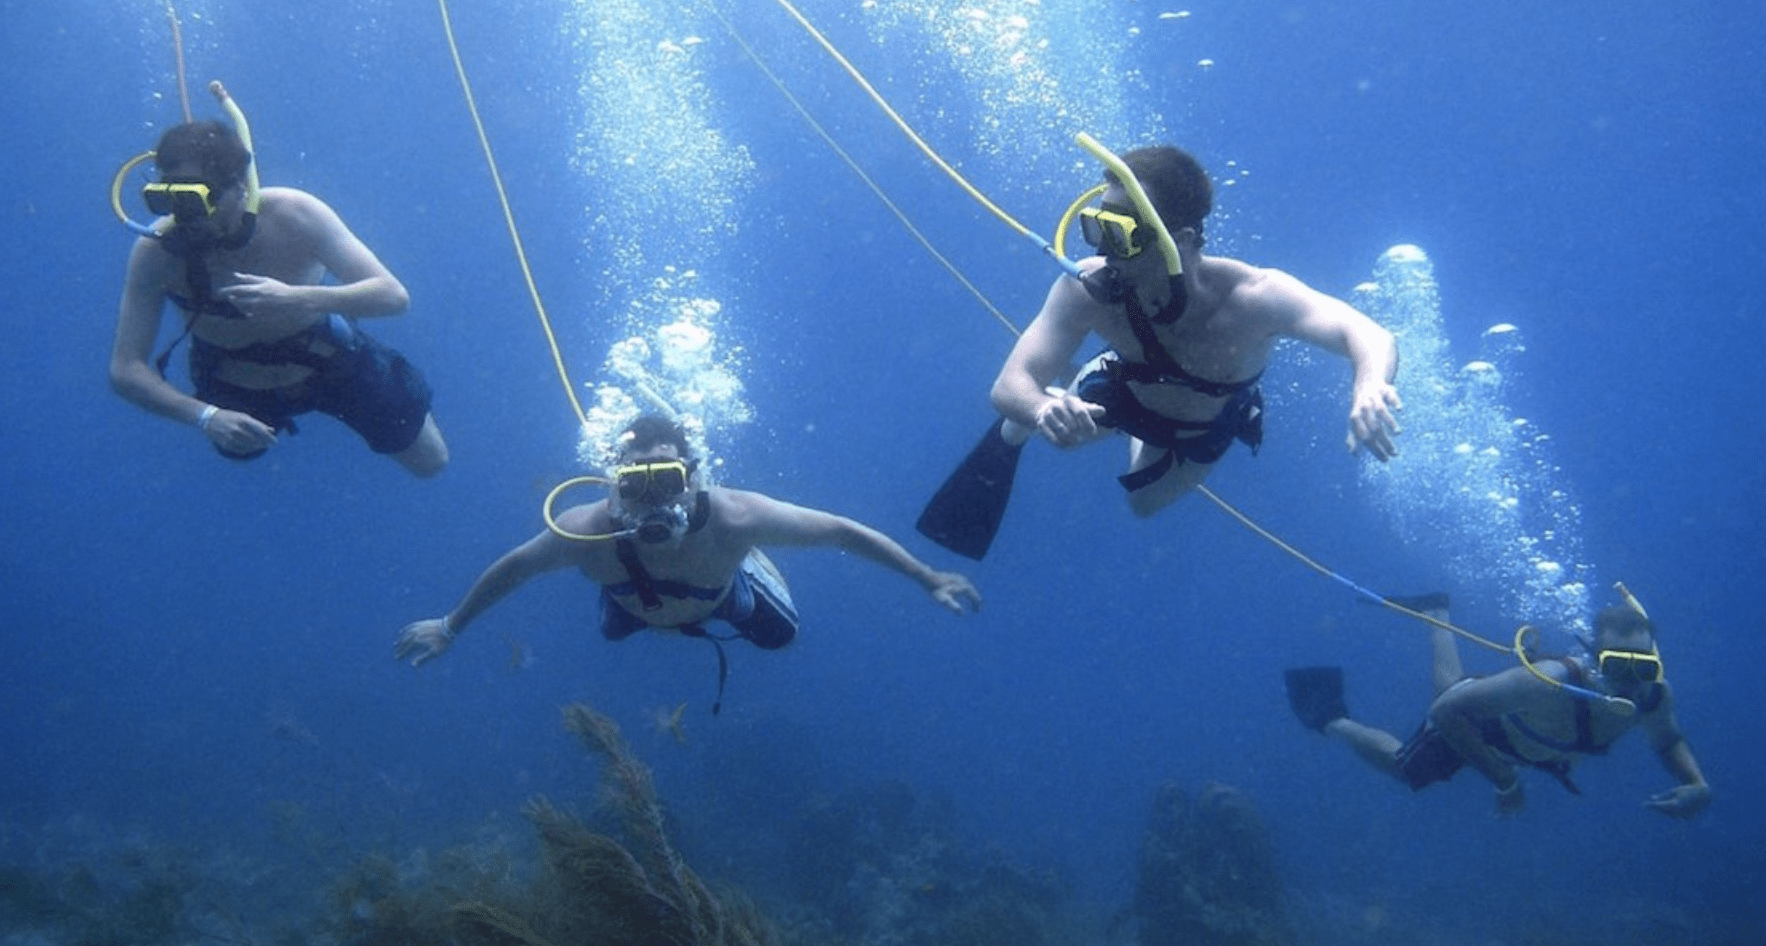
[
  {"xmin": 782, "ymin": 780, "xmax": 1077, "ymax": 946},
  {"xmin": 1134, "ymin": 781, "xmax": 1293, "ymax": 946}
]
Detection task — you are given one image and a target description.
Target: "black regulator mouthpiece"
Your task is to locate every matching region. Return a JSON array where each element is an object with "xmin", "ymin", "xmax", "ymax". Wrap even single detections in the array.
[{"xmin": 633, "ymin": 507, "xmax": 688, "ymax": 544}]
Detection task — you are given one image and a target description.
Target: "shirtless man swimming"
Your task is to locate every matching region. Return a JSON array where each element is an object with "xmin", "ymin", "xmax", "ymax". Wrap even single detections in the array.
[
  {"xmin": 991, "ymin": 144, "xmax": 1400, "ymax": 516},
  {"xmin": 110, "ymin": 119, "xmax": 447, "ymax": 475},
  {"xmin": 1286, "ymin": 594, "xmax": 1710, "ymax": 818},
  {"xmin": 396, "ymin": 415, "xmax": 979, "ymax": 709}
]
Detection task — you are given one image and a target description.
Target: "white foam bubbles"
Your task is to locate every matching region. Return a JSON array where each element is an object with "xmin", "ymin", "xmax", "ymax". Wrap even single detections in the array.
[
  {"xmin": 566, "ymin": 0, "xmax": 755, "ymax": 281},
  {"xmin": 1357, "ymin": 245, "xmax": 1591, "ymax": 633},
  {"xmin": 564, "ymin": 1, "xmax": 758, "ymax": 472},
  {"xmin": 577, "ymin": 268, "xmax": 752, "ymax": 475},
  {"xmin": 857, "ymin": 0, "xmax": 1166, "ymax": 199}
]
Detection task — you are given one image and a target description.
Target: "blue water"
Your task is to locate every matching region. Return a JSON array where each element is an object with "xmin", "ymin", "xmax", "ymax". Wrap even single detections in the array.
[{"xmin": 4, "ymin": 0, "xmax": 1764, "ymax": 941}]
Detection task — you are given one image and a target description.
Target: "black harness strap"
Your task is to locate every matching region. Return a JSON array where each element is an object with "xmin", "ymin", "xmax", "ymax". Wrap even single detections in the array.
[
  {"xmin": 1116, "ymin": 449, "xmax": 1178, "ymax": 494},
  {"xmin": 1122, "ymin": 289, "xmax": 1180, "ymax": 372},
  {"xmin": 687, "ymin": 490, "xmax": 711, "ymax": 532},
  {"xmin": 153, "ymin": 252, "xmax": 213, "ymax": 378},
  {"xmin": 1538, "ymin": 758, "xmax": 1584, "ymax": 796},
  {"xmin": 614, "ymin": 538, "xmax": 664, "ymax": 612},
  {"xmin": 610, "ymin": 491, "xmax": 713, "ymax": 613},
  {"xmin": 611, "ymin": 491, "xmax": 737, "ymax": 711},
  {"xmin": 1495, "ymin": 658, "xmax": 1666, "ymax": 797},
  {"xmin": 150, "ymin": 218, "xmax": 258, "ymax": 376},
  {"xmin": 1119, "ymin": 291, "xmax": 1263, "ymax": 397},
  {"xmin": 1104, "ymin": 354, "xmax": 1262, "ymax": 398},
  {"xmin": 677, "ymin": 623, "xmax": 743, "ymax": 715},
  {"xmin": 1482, "ymin": 718, "xmax": 1584, "ymax": 795},
  {"xmin": 1099, "ymin": 291, "xmax": 1265, "ymax": 493}
]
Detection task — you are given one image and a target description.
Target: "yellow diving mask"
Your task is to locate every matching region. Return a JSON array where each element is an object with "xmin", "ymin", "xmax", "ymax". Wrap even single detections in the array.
[
  {"xmin": 614, "ymin": 459, "xmax": 691, "ymax": 506},
  {"xmin": 142, "ymin": 179, "xmax": 222, "ymax": 220},
  {"xmin": 1078, "ymin": 202, "xmax": 1150, "ymax": 260},
  {"xmin": 1597, "ymin": 645, "xmax": 1663, "ymax": 685}
]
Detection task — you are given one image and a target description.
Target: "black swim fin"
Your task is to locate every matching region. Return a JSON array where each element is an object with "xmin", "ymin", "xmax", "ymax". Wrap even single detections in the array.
[
  {"xmin": 1284, "ymin": 666, "xmax": 1350, "ymax": 732},
  {"xmin": 916, "ymin": 419, "xmax": 1025, "ymax": 560}
]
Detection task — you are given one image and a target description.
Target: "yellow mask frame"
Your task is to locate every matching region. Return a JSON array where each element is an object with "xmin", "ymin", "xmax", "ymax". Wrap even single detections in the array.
[
  {"xmin": 141, "ymin": 180, "xmax": 220, "ymax": 219},
  {"xmin": 1596, "ymin": 644, "xmax": 1663, "ymax": 684},
  {"xmin": 613, "ymin": 460, "xmax": 691, "ymax": 505}
]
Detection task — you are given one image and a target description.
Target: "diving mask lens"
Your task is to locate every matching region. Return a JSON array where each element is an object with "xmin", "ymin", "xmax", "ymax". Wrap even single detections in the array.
[
  {"xmin": 615, "ymin": 460, "xmax": 690, "ymax": 506},
  {"xmin": 1078, "ymin": 204, "xmax": 1145, "ymax": 260},
  {"xmin": 1597, "ymin": 648, "xmax": 1663, "ymax": 685},
  {"xmin": 143, "ymin": 180, "xmax": 219, "ymax": 220}
]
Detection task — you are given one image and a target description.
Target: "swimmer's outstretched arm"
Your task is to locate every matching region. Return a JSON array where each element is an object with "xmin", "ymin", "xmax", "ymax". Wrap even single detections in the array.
[
  {"xmin": 723, "ymin": 489, "xmax": 982, "ymax": 615},
  {"xmin": 395, "ymin": 510, "xmax": 594, "ymax": 667},
  {"xmin": 1265, "ymin": 271, "xmax": 1402, "ymax": 460},
  {"xmin": 1642, "ymin": 688, "xmax": 1711, "ymax": 818}
]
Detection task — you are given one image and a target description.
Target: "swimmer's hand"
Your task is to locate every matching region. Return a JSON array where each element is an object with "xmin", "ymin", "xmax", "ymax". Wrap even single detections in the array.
[
  {"xmin": 1646, "ymin": 783, "xmax": 1711, "ymax": 819},
  {"xmin": 395, "ymin": 617, "xmax": 455, "ymax": 668},
  {"xmin": 217, "ymin": 272, "xmax": 310, "ymax": 318},
  {"xmin": 1347, "ymin": 381, "xmax": 1402, "ymax": 461},
  {"xmin": 925, "ymin": 571, "xmax": 982, "ymax": 615},
  {"xmin": 203, "ymin": 408, "xmax": 278, "ymax": 455},
  {"xmin": 1033, "ymin": 392, "xmax": 1110, "ymax": 449}
]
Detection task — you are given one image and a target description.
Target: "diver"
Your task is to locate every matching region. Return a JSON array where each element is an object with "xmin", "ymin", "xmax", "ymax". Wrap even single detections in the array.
[
  {"xmin": 1284, "ymin": 593, "xmax": 1710, "ymax": 818},
  {"xmin": 395, "ymin": 415, "xmax": 980, "ymax": 711},
  {"xmin": 918, "ymin": 145, "xmax": 1400, "ymax": 559},
  {"xmin": 110, "ymin": 101, "xmax": 448, "ymax": 475}
]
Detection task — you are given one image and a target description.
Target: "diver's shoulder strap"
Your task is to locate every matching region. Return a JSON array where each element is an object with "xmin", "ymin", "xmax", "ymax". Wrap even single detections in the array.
[
  {"xmin": 614, "ymin": 538, "xmax": 664, "ymax": 612},
  {"xmin": 151, "ymin": 235, "xmax": 219, "ymax": 378},
  {"xmin": 613, "ymin": 494, "xmax": 710, "ymax": 612},
  {"xmin": 1118, "ymin": 296, "xmax": 1262, "ymax": 400},
  {"xmin": 1122, "ymin": 291, "xmax": 1181, "ymax": 374},
  {"xmin": 686, "ymin": 490, "xmax": 711, "ymax": 534}
]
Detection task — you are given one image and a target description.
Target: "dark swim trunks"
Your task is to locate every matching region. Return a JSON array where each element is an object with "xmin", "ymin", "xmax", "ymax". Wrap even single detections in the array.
[
  {"xmin": 1072, "ymin": 349, "xmax": 1264, "ymax": 492},
  {"xmin": 190, "ymin": 313, "xmax": 433, "ymax": 459},
  {"xmin": 1394, "ymin": 715, "xmax": 1537, "ymax": 791},
  {"xmin": 1393, "ymin": 720, "xmax": 1470, "ymax": 790},
  {"xmin": 599, "ymin": 550, "xmax": 799, "ymax": 649}
]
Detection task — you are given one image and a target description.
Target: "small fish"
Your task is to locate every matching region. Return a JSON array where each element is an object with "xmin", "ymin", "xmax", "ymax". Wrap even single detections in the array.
[
  {"xmin": 507, "ymin": 638, "xmax": 534, "ymax": 672},
  {"xmin": 267, "ymin": 711, "xmax": 319, "ymax": 748},
  {"xmin": 651, "ymin": 701, "xmax": 689, "ymax": 745}
]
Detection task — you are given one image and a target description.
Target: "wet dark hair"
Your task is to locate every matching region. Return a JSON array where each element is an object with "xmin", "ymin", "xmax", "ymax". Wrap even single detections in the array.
[
  {"xmin": 618, "ymin": 415, "xmax": 692, "ymax": 461},
  {"xmin": 1594, "ymin": 606, "xmax": 1654, "ymax": 648},
  {"xmin": 1108, "ymin": 145, "xmax": 1213, "ymax": 238},
  {"xmin": 153, "ymin": 121, "xmax": 251, "ymax": 189}
]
